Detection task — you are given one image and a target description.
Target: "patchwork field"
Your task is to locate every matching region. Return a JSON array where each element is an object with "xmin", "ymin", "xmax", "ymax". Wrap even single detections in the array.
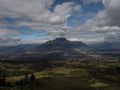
[{"xmin": 0, "ymin": 58, "xmax": 120, "ymax": 90}]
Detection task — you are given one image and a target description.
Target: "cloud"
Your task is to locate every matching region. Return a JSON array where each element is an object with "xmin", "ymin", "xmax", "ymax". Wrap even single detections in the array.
[
  {"xmin": 49, "ymin": 2, "xmax": 81, "ymax": 25},
  {"xmin": 0, "ymin": 0, "xmax": 81, "ymax": 26},
  {"xmin": 0, "ymin": 0, "xmax": 81, "ymax": 32},
  {"xmin": 82, "ymin": 0, "xmax": 101, "ymax": 4},
  {"xmin": 0, "ymin": 36, "xmax": 21, "ymax": 46},
  {"xmin": 103, "ymin": 0, "xmax": 120, "ymax": 26},
  {"xmin": 104, "ymin": 32, "xmax": 120, "ymax": 42},
  {"xmin": 0, "ymin": 27, "xmax": 21, "ymax": 46},
  {"xmin": 21, "ymin": 39, "xmax": 47, "ymax": 44},
  {"xmin": 0, "ymin": 28, "xmax": 21, "ymax": 36},
  {"xmin": 0, "ymin": 0, "xmax": 54, "ymax": 19},
  {"xmin": 0, "ymin": 0, "xmax": 120, "ymax": 45},
  {"xmin": 14, "ymin": 1, "xmax": 81, "ymax": 38},
  {"xmin": 0, "ymin": 0, "xmax": 81, "ymax": 45},
  {"xmin": 77, "ymin": 0, "xmax": 120, "ymax": 42}
]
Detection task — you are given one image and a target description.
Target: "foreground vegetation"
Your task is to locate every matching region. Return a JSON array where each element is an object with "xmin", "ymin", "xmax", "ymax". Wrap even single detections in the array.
[{"xmin": 0, "ymin": 57, "xmax": 120, "ymax": 90}]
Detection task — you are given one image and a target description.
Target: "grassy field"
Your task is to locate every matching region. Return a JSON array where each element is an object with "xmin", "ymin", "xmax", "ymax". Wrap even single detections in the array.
[{"xmin": 0, "ymin": 58, "xmax": 120, "ymax": 90}]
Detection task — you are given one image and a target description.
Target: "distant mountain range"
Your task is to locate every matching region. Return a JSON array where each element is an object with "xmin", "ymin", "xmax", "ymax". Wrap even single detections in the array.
[
  {"xmin": 90, "ymin": 42, "xmax": 120, "ymax": 50},
  {"xmin": 89, "ymin": 41, "xmax": 120, "ymax": 57},
  {"xmin": 0, "ymin": 38, "xmax": 120, "ymax": 60}
]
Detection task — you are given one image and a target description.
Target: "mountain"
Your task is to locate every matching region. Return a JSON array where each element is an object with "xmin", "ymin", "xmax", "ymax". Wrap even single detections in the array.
[
  {"xmin": 36, "ymin": 38, "xmax": 95, "ymax": 59},
  {"xmin": 0, "ymin": 44, "xmax": 39, "ymax": 57},
  {"xmin": 90, "ymin": 42, "xmax": 120, "ymax": 57},
  {"xmin": 39, "ymin": 38, "xmax": 89, "ymax": 51},
  {"xmin": 90, "ymin": 42, "xmax": 120, "ymax": 50},
  {"xmin": 0, "ymin": 38, "xmax": 95, "ymax": 60}
]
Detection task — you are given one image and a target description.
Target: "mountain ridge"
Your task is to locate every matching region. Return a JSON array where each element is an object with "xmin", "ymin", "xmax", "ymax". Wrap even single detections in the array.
[{"xmin": 1, "ymin": 38, "xmax": 120, "ymax": 59}]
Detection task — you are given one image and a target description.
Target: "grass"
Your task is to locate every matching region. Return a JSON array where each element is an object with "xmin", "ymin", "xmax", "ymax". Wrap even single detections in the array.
[
  {"xmin": 0, "ymin": 59, "xmax": 120, "ymax": 90},
  {"xmin": 90, "ymin": 82, "xmax": 109, "ymax": 88},
  {"xmin": 7, "ymin": 67, "xmax": 89, "ymax": 81}
]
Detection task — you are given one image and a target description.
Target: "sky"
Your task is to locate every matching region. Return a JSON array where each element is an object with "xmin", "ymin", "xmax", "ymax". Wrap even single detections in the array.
[{"xmin": 0, "ymin": 0, "xmax": 120, "ymax": 46}]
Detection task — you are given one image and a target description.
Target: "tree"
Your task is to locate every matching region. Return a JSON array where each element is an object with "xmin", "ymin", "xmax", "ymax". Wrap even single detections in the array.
[
  {"xmin": 30, "ymin": 74, "xmax": 36, "ymax": 82},
  {"xmin": 6, "ymin": 82, "xmax": 11, "ymax": 87},
  {"xmin": 23, "ymin": 74, "xmax": 29, "ymax": 84},
  {"xmin": 16, "ymin": 78, "xmax": 24, "ymax": 86},
  {"xmin": 0, "ymin": 77, "xmax": 6, "ymax": 86}
]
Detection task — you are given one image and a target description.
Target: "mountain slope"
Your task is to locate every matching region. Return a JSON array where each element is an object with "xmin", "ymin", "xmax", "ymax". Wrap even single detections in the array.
[
  {"xmin": 36, "ymin": 38, "xmax": 94, "ymax": 59},
  {"xmin": 0, "ymin": 38, "xmax": 96, "ymax": 60},
  {"xmin": 90, "ymin": 42, "xmax": 120, "ymax": 57},
  {"xmin": 0, "ymin": 44, "xmax": 39, "ymax": 57},
  {"xmin": 91, "ymin": 42, "xmax": 120, "ymax": 50}
]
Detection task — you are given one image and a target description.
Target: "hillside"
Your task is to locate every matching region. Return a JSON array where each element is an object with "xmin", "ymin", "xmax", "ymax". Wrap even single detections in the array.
[{"xmin": 36, "ymin": 38, "xmax": 94, "ymax": 59}]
